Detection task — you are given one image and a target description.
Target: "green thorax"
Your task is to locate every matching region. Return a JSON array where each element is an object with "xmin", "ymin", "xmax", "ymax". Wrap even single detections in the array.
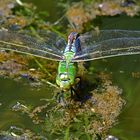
[
  {"xmin": 56, "ymin": 51, "xmax": 77, "ymax": 90},
  {"xmin": 64, "ymin": 51, "xmax": 75, "ymax": 66}
]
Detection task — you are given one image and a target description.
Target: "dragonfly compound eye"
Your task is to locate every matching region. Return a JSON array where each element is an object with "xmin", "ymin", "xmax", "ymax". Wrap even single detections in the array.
[
  {"xmin": 60, "ymin": 73, "xmax": 69, "ymax": 80},
  {"xmin": 60, "ymin": 80, "xmax": 71, "ymax": 90}
]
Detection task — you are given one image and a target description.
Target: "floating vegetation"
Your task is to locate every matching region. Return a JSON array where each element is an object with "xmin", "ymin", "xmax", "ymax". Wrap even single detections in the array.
[
  {"xmin": 0, "ymin": 0, "xmax": 49, "ymax": 31},
  {"xmin": 1, "ymin": 0, "xmax": 140, "ymax": 33},
  {"xmin": 0, "ymin": 51, "xmax": 57, "ymax": 87},
  {"xmin": 8, "ymin": 72, "xmax": 125, "ymax": 139},
  {"xmin": 43, "ymin": 73, "xmax": 125, "ymax": 139},
  {"xmin": 0, "ymin": 0, "xmax": 15, "ymax": 17},
  {"xmin": 132, "ymin": 71, "xmax": 140, "ymax": 78},
  {"xmin": 0, "ymin": 126, "xmax": 47, "ymax": 140},
  {"xmin": 66, "ymin": 0, "xmax": 140, "ymax": 31}
]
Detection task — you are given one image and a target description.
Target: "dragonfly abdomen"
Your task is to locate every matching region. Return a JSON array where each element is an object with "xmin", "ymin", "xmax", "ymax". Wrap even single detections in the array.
[{"xmin": 64, "ymin": 32, "xmax": 81, "ymax": 54}]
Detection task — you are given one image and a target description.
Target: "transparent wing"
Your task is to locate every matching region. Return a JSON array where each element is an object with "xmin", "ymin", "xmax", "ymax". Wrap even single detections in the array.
[
  {"xmin": 0, "ymin": 30, "xmax": 67, "ymax": 61},
  {"xmin": 73, "ymin": 30, "xmax": 140, "ymax": 62}
]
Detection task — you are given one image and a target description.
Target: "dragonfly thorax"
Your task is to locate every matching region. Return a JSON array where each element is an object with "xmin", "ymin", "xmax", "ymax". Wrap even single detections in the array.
[{"xmin": 63, "ymin": 51, "xmax": 75, "ymax": 66}]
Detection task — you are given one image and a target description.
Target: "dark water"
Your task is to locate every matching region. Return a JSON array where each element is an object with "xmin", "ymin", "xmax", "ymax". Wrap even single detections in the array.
[
  {"xmin": 22, "ymin": 0, "xmax": 64, "ymax": 22},
  {"xmin": 0, "ymin": 78, "xmax": 53, "ymax": 132},
  {"xmin": 98, "ymin": 15, "xmax": 140, "ymax": 140},
  {"xmin": 92, "ymin": 55, "xmax": 140, "ymax": 140}
]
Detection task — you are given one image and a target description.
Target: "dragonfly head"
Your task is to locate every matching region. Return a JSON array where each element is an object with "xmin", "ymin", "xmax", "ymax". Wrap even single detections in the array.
[
  {"xmin": 59, "ymin": 73, "xmax": 71, "ymax": 91},
  {"xmin": 68, "ymin": 32, "xmax": 79, "ymax": 45}
]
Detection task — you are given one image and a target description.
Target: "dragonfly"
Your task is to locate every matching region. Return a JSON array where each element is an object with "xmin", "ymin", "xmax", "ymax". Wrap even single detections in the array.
[{"xmin": 0, "ymin": 29, "xmax": 140, "ymax": 102}]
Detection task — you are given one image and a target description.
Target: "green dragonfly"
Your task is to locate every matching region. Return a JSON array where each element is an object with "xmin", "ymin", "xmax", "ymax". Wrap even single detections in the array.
[{"xmin": 0, "ymin": 29, "xmax": 140, "ymax": 102}]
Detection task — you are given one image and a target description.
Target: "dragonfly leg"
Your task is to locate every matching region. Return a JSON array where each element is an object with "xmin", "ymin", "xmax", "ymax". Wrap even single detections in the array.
[
  {"xmin": 70, "ymin": 77, "xmax": 82, "ymax": 99},
  {"xmin": 71, "ymin": 87, "xmax": 81, "ymax": 99},
  {"xmin": 75, "ymin": 77, "xmax": 82, "ymax": 89},
  {"xmin": 70, "ymin": 87, "xmax": 74, "ymax": 98},
  {"xmin": 55, "ymin": 91, "xmax": 67, "ymax": 106}
]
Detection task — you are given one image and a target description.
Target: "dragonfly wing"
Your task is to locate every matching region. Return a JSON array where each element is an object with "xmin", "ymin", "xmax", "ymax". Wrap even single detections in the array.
[
  {"xmin": 73, "ymin": 30, "xmax": 140, "ymax": 62},
  {"xmin": 0, "ymin": 30, "xmax": 66, "ymax": 61},
  {"xmin": 79, "ymin": 29, "xmax": 140, "ymax": 45},
  {"xmin": 34, "ymin": 30, "xmax": 67, "ymax": 53}
]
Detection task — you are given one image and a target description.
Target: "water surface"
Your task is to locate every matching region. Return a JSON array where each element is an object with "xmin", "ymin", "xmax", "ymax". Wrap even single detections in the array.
[
  {"xmin": 0, "ymin": 78, "xmax": 53, "ymax": 133},
  {"xmin": 92, "ymin": 55, "xmax": 140, "ymax": 140}
]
